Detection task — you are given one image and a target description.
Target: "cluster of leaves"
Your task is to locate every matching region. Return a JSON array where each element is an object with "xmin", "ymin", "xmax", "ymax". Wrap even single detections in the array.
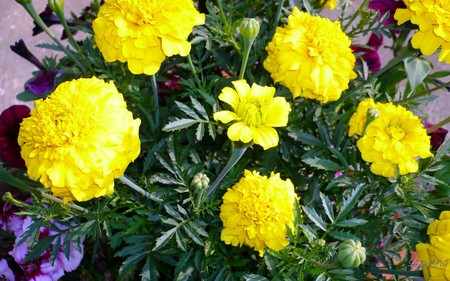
[{"xmin": 3, "ymin": 0, "xmax": 450, "ymax": 280}]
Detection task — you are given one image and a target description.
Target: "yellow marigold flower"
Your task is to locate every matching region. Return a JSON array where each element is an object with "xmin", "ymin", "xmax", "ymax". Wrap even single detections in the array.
[
  {"xmin": 348, "ymin": 98, "xmax": 378, "ymax": 137},
  {"xmin": 428, "ymin": 211, "xmax": 450, "ymax": 237},
  {"xmin": 263, "ymin": 8, "xmax": 356, "ymax": 103},
  {"xmin": 18, "ymin": 77, "xmax": 141, "ymax": 203},
  {"xmin": 416, "ymin": 236, "xmax": 450, "ymax": 280},
  {"xmin": 220, "ymin": 170, "xmax": 298, "ymax": 257},
  {"xmin": 356, "ymin": 102, "xmax": 433, "ymax": 177},
  {"xmin": 213, "ymin": 80, "xmax": 291, "ymax": 150},
  {"xmin": 394, "ymin": 0, "xmax": 450, "ymax": 64},
  {"xmin": 93, "ymin": 0, "xmax": 205, "ymax": 75},
  {"xmin": 324, "ymin": 0, "xmax": 338, "ymax": 10}
]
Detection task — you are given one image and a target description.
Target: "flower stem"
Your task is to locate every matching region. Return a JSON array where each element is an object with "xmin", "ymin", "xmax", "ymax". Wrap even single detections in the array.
[
  {"xmin": 400, "ymin": 81, "xmax": 450, "ymax": 104},
  {"xmin": 205, "ymin": 142, "xmax": 250, "ymax": 198},
  {"xmin": 119, "ymin": 175, "xmax": 162, "ymax": 203},
  {"xmin": 18, "ymin": 2, "xmax": 84, "ymax": 71},
  {"xmin": 426, "ymin": 115, "xmax": 450, "ymax": 134},
  {"xmin": 151, "ymin": 75, "xmax": 160, "ymax": 128},
  {"xmin": 239, "ymin": 37, "xmax": 255, "ymax": 80},
  {"xmin": 274, "ymin": 0, "xmax": 285, "ymax": 27},
  {"xmin": 187, "ymin": 54, "xmax": 202, "ymax": 88}
]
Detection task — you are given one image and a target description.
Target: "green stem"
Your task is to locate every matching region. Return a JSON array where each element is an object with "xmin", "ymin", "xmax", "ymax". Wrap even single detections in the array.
[
  {"xmin": 119, "ymin": 175, "xmax": 162, "ymax": 203},
  {"xmin": 19, "ymin": 2, "xmax": 83, "ymax": 71},
  {"xmin": 358, "ymin": 268, "xmax": 423, "ymax": 278},
  {"xmin": 400, "ymin": 81, "xmax": 450, "ymax": 104},
  {"xmin": 426, "ymin": 115, "xmax": 450, "ymax": 134},
  {"xmin": 274, "ymin": 0, "xmax": 285, "ymax": 27},
  {"xmin": 205, "ymin": 142, "xmax": 250, "ymax": 198},
  {"xmin": 151, "ymin": 75, "xmax": 160, "ymax": 128},
  {"xmin": 187, "ymin": 54, "xmax": 202, "ymax": 88},
  {"xmin": 215, "ymin": 0, "xmax": 240, "ymax": 52},
  {"xmin": 239, "ymin": 38, "xmax": 254, "ymax": 80}
]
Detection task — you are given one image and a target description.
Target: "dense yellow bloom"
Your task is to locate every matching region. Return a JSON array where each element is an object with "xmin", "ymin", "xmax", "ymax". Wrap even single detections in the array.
[
  {"xmin": 428, "ymin": 211, "xmax": 450, "ymax": 237},
  {"xmin": 348, "ymin": 98, "xmax": 378, "ymax": 137},
  {"xmin": 213, "ymin": 80, "xmax": 291, "ymax": 150},
  {"xmin": 93, "ymin": 0, "xmax": 205, "ymax": 75},
  {"xmin": 394, "ymin": 0, "xmax": 450, "ymax": 64},
  {"xmin": 18, "ymin": 77, "xmax": 141, "ymax": 202},
  {"xmin": 416, "ymin": 237, "xmax": 450, "ymax": 281},
  {"xmin": 264, "ymin": 8, "xmax": 356, "ymax": 103},
  {"xmin": 324, "ymin": 0, "xmax": 338, "ymax": 9},
  {"xmin": 355, "ymin": 102, "xmax": 432, "ymax": 177},
  {"xmin": 220, "ymin": 170, "xmax": 298, "ymax": 257}
]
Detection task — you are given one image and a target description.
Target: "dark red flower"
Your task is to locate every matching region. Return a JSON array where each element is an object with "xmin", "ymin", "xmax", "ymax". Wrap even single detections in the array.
[
  {"xmin": 0, "ymin": 105, "xmax": 31, "ymax": 168},
  {"xmin": 368, "ymin": 0, "xmax": 406, "ymax": 26},
  {"xmin": 423, "ymin": 121, "xmax": 449, "ymax": 151},
  {"xmin": 351, "ymin": 33, "xmax": 383, "ymax": 72}
]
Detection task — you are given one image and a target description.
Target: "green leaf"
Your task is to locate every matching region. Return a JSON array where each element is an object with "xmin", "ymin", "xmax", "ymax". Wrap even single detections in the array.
[
  {"xmin": 24, "ymin": 236, "xmax": 56, "ymax": 263},
  {"xmin": 196, "ymin": 123, "xmax": 205, "ymax": 141},
  {"xmin": 140, "ymin": 256, "xmax": 159, "ymax": 281},
  {"xmin": 165, "ymin": 204, "xmax": 184, "ymax": 221},
  {"xmin": 162, "ymin": 118, "xmax": 199, "ymax": 132},
  {"xmin": 153, "ymin": 227, "xmax": 177, "ymax": 251},
  {"xmin": 119, "ymin": 250, "xmax": 149, "ymax": 277},
  {"xmin": 335, "ymin": 218, "xmax": 368, "ymax": 227},
  {"xmin": 302, "ymin": 205, "xmax": 327, "ymax": 231},
  {"xmin": 404, "ymin": 57, "xmax": 431, "ymax": 93},
  {"xmin": 175, "ymin": 101, "xmax": 199, "ymax": 119},
  {"xmin": 243, "ymin": 274, "xmax": 270, "ymax": 281},
  {"xmin": 336, "ymin": 184, "xmax": 364, "ymax": 222},
  {"xmin": 328, "ymin": 231, "xmax": 360, "ymax": 241},
  {"xmin": 187, "ymin": 220, "xmax": 208, "ymax": 237},
  {"xmin": 175, "ymin": 228, "xmax": 187, "ymax": 252},
  {"xmin": 299, "ymin": 224, "xmax": 318, "ymax": 242},
  {"xmin": 302, "ymin": 157, "xmax": 342, "ymax": 171},
  {"xmin": 190, "ymin": 96, "xmax": 209, "ymax": 120},
  {"xmin": 320, "ymin": 192, "xmax": 335, "ymax": 223},
  {"xmin": 16, "ymin": 90, "xmax": 43, "ymax": 101},
  {"xmin": 182, "ymin": 224, "xmax": 204, "ymax": 246},
  {"xmin": 288, "ymin": 131, "xmax": 323, "ymax": 146}
]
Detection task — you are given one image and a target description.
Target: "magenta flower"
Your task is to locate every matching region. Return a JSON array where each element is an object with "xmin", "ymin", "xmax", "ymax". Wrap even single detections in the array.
[
  {"xmin": 26, "ymin": 70, "xmax": 61, "ymax": 96},
  {"xmin": 0, "ymin": 259, "xmax": 15, "ymax": 281},
  {"xmin": 423, "ymin": 121, "xmax": 448, "ymax": 151},
  {"xmin": 0, "ymin": 105, "xmax": 31, "ymax": 168},
  {"xmin": 368, "ymin": 0, "xmax": 406, "ymax": 26},
  {"xmin": 0, "ymin": 200, "xmax": 26, "ymax": 236},
  {"xmin": 351, "ymin": 33, "xmax": 383, "ymax": 72}
]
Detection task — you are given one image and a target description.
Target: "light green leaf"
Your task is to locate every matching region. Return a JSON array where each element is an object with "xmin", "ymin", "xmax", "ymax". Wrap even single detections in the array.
[
  {"xmin": 302, "ymin": 205, "xmax": 327, "ymax": 231},
  {"xmin": 162, "ymin": 118, "xmax": 199, "ymax": 132},
  {"xmin": 302, "ymin": 157, "xmax": 342, "ymax": 171},
  {"xmin": 404, "ymin": 57, "xmax": 431, "ymax": 92}
]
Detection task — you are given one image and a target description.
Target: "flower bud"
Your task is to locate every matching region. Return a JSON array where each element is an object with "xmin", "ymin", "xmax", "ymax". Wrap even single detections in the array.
[
  {"xmin": 367, "ymin": 108, "xmax": 380, "ymax": 121},
  {"xmin": 15, "ymin": 0, "xmax": 32, "ymax": 5},
  {"xmin": 192, "ymin": 172, "xmax": 210, "ymax": 189},
  {"xmin": 239, "ymin": 18, "xmax": 260, "ymax": 41},
  {"xmin": 337, "ymin": 240, "xmax": 366, "ymax": 268},
  {"xmin": 48, "ymin": 0, "xmax": 65, "ymax": 17}
]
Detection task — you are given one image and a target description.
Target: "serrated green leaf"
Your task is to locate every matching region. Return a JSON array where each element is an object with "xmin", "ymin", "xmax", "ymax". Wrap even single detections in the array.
[
  {"xmin": 335, "ymin": 218, "xmax": 368, "ymax": 227},
  {"xmin": 165, "ymin": 204, "xmax": 184, "ymax": 221},
  {"xmin": 302, "ymin": 157, "xmax": 342, "ymax": 171},
  {"xmin": 182, "ymin": 224, "xmax": 204, "ymax": 246},
  {"xmin": 243, "ymin": 274, "xmax": 270, "ymax": 281},
  {"xmin": 149, "ymin": 173, "xmax": 183, "ymax": 185},
  {"xmin": 336, "ymin": 184, "xmax": 364, "ymax": 222},
  {"xmin": 119, "ymin": 250, "xmax": 149, "ymax": 277},
  {"xmin": 288, "ymin": 131, "xmax": 323, "ymax": 146},
  {"xmin": 175, "ymin": 101, "xmax": 200, "ymax": 119},
  {"xmin": 24, "ymin": 236, "xmax": 56, "ymax": 263},
  {"xmin": 187, "ymin": 220, "xmax": 208, "ymax": 237},
  {"xmin": 140, "ymin": 256, "xmax": 159, "ymax": 281},
  {"xmin": 302, "ymin": 205, "xmax": 327, "ymax": 231},
  {"xmin": 190, "ymin": 96, "xmax": 209, "ymax": 120},
  {"xmin": 299, "ymin": 224, "xmax": 318, "ymax": 242},
  {"xmin": 320, "ymin": 192, "xmax": 335, "ymax": 223},
  {"xmin": 328, "ymin": 231, "xmax": 360, "ymax": 241},
  {"xmin": 162, "ymin": 118, "xmax": 199, "ymax": 132},
  {"xmin": 153, "ymin": 227, "xmax": 177, "ymax": 251},
  {"xmin": 196, "ymin": 123, "xmax": 205, "ymax": 141},
  {"xmin": 208, "ymin": 123, "xmax": 216, "ymax": 140},
  {"xmin": 175, "ymin": 228, "xmax": 187, "ymax": 252}
]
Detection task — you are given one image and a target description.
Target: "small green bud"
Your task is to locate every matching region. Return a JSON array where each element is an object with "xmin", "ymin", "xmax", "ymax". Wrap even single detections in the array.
[
  {"xmin": 239, "ymin": 18, "xmax": 260, "ymax": 41},
  {"xmin": 48, "ymin": 0, "xmax": 65, "ymax": 17},
  {"xmin": 367, "ymin": 108, "xmax": 380, "ymax": 121},
  {"xmin": 15, "ymin": 0, "xmax": 32, "ymax": 5},
  {"xmin": 337, "ymin": 240, "xmax": 366, "ymax": 268},
  {"xmin": 192, "ymin": 173, "xmax": 210, "ymax": 189}
]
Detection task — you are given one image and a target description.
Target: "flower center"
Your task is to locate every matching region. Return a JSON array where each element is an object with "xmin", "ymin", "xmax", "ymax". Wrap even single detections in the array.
[
  {"xmin": 120, "ymin": 1, "xmax": 160, "ymax": 26},
  {"xmin": 239, "ymin": 98, "xmax": 266, "ymax": 127},
  {"xmin": 239, "ymin": 192, "xmax": 274, "ymax": 224},
  {"xmin": 387, "ymin": 124, "xmax": 405, "ymax": 140}
]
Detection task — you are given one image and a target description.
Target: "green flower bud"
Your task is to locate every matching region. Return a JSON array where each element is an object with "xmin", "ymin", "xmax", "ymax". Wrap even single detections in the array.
[
  {"xmin": 48, "ymin": 0, "xmax": 65, "ymax": 17},
  {"xmin": 239, "ymin": 18, "xmax": 260, "ymax": 41},
  {"xmin": 15, "ymin": 0, "xmax": 32, "ymax": 5},
  {"xmin": 337, "ymin": 240, "xmax": 366, "ymax": 268},
  {"xmin": 192, "ymin": 172, "xmax": 210, "ymax": 189}
]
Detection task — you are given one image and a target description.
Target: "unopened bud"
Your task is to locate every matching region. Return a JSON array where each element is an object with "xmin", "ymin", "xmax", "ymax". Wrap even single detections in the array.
[
  {"xmin": 192, "ymin": 173, "xmax": 210, "ymax": 189},
  {"xmin": 337, "ymin": 240, "xmax": 366, "ymax": 268},
  {"xmin": 48, "ymin": 0, "xmax": 65, "ymax": 17},
  {"xmin": 367, "ymin": 108, "xmax": 379, "ymax": 121},
  {"xmin": 15, "ymin": 0, "xmax": 32, "ymax": 5},
  {"xmin": 239, "ymin": 18, "xmax": 260, "ymax": 41}
]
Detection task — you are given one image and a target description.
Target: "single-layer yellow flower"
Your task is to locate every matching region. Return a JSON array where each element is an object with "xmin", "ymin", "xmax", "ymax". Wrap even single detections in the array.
[
  {"xmin": 416, "ymin": 236, "xmax": 450, "ymax": 281},
  {"xmin": 93, "ymin": 0, "xmax": 205, "ymax": 75},
  {"xmin": 348, "ymin": 98, "xmax": 378, "ymax": 137},
  {"xmin": 356, "ymin": 102, "xmax": 432, "ymax": 177},
  {"xmin": 18, "ymin": 77, "xmax": 141, "ymax": 202},
  {"xmin": 213, "ymin": 80, "xmax": 291, "ymax": 150},
  {"xmin": 264, "ymin": 8, "xmax": 356, "ymax": 103},
  {"xmin": 394, "ymin": 0, "xmax": 450, "ymax": 64},
  {"xmin": 220, "ymin": 170, "xmax": 298, "ymax": 257}
]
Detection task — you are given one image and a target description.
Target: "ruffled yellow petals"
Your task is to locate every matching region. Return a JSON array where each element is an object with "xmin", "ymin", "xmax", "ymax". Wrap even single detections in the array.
[
  {"xmin": 18, "ymin": 77, "xmax": 141, "ymax": 203},
  {"xmin": 264, "ymin": 8, "xmax": 356, "ymax": 103},
  {"xmin": 394, "ymin": 0, "xmax": 450, "ymax": 64},
  {"xmin": 220, "ymin": 170, "xmax": 298, "ymax": 256},
  {"xmin": 214, "ymin": 80, "xmax": 291, "ymax": 150},
  {"xmin": 349, "ymin": 99, "xmax": 432, "ymax": 178},
  {"xmin": 93, "ymin": 0, "xmax": 205, "ymax": 75}
]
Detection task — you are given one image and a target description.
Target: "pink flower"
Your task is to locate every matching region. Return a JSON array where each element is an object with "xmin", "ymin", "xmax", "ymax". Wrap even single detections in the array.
[
  {"xmin": 351, "ymin": 33, "xmax": 383, "ymax": 72},
  {"xmin": 0, "ymin": 259, "xmax": 15, "ymax": 281},
  {"xmin": 368, "ymin": 0, "xmax": 406, "ymax": 26},
  {"xmin": 423, "ymin": 121, "xmax": 448, "ymax": 151}
]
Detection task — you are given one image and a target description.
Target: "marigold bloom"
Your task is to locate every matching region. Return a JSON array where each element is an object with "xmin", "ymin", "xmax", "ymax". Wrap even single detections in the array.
[
  {"xmin": 18, "ymin": 77, "xmax": 141, "ymax": 202},
  {"xmin": 264, "ymin": 8, "xmax": 356, "ymax": 103},
  {"xmin": 324, "ymin": 0, "xmax": 338, "ymax": 9},
  {"xmin": 394, "ymin": 0, "xmax": 450, "ymax": 63},
  {"xmin": 427, "ymin": 211, "xmax": 450, "ymax": 237},
  {"xmin": 348, "ymin": 98, "xmax": 378, "ymax": 137},
  {"xmin": 213, "ymin": 80, "xmax": 291, "ymax": 150},
  {"xmin": 220, "ymin": 170, "xmax": 298, "ymax": 257},
  {"xmin": 356, "ymin": 102, "xmax": 433, "ymax": 177},
  {"xmin": 93, "ymin": 0, "xmax": 205, "ymax": 75},
  {"xmin": 416, "ymin": 236, "xmax": 450, "ymax": 281}
]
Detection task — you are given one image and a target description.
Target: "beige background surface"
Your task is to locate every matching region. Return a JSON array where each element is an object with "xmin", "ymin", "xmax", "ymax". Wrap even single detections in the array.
[{"xmin": 0, "ymin": 1, "xmax": 449, "ymax": 134}]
